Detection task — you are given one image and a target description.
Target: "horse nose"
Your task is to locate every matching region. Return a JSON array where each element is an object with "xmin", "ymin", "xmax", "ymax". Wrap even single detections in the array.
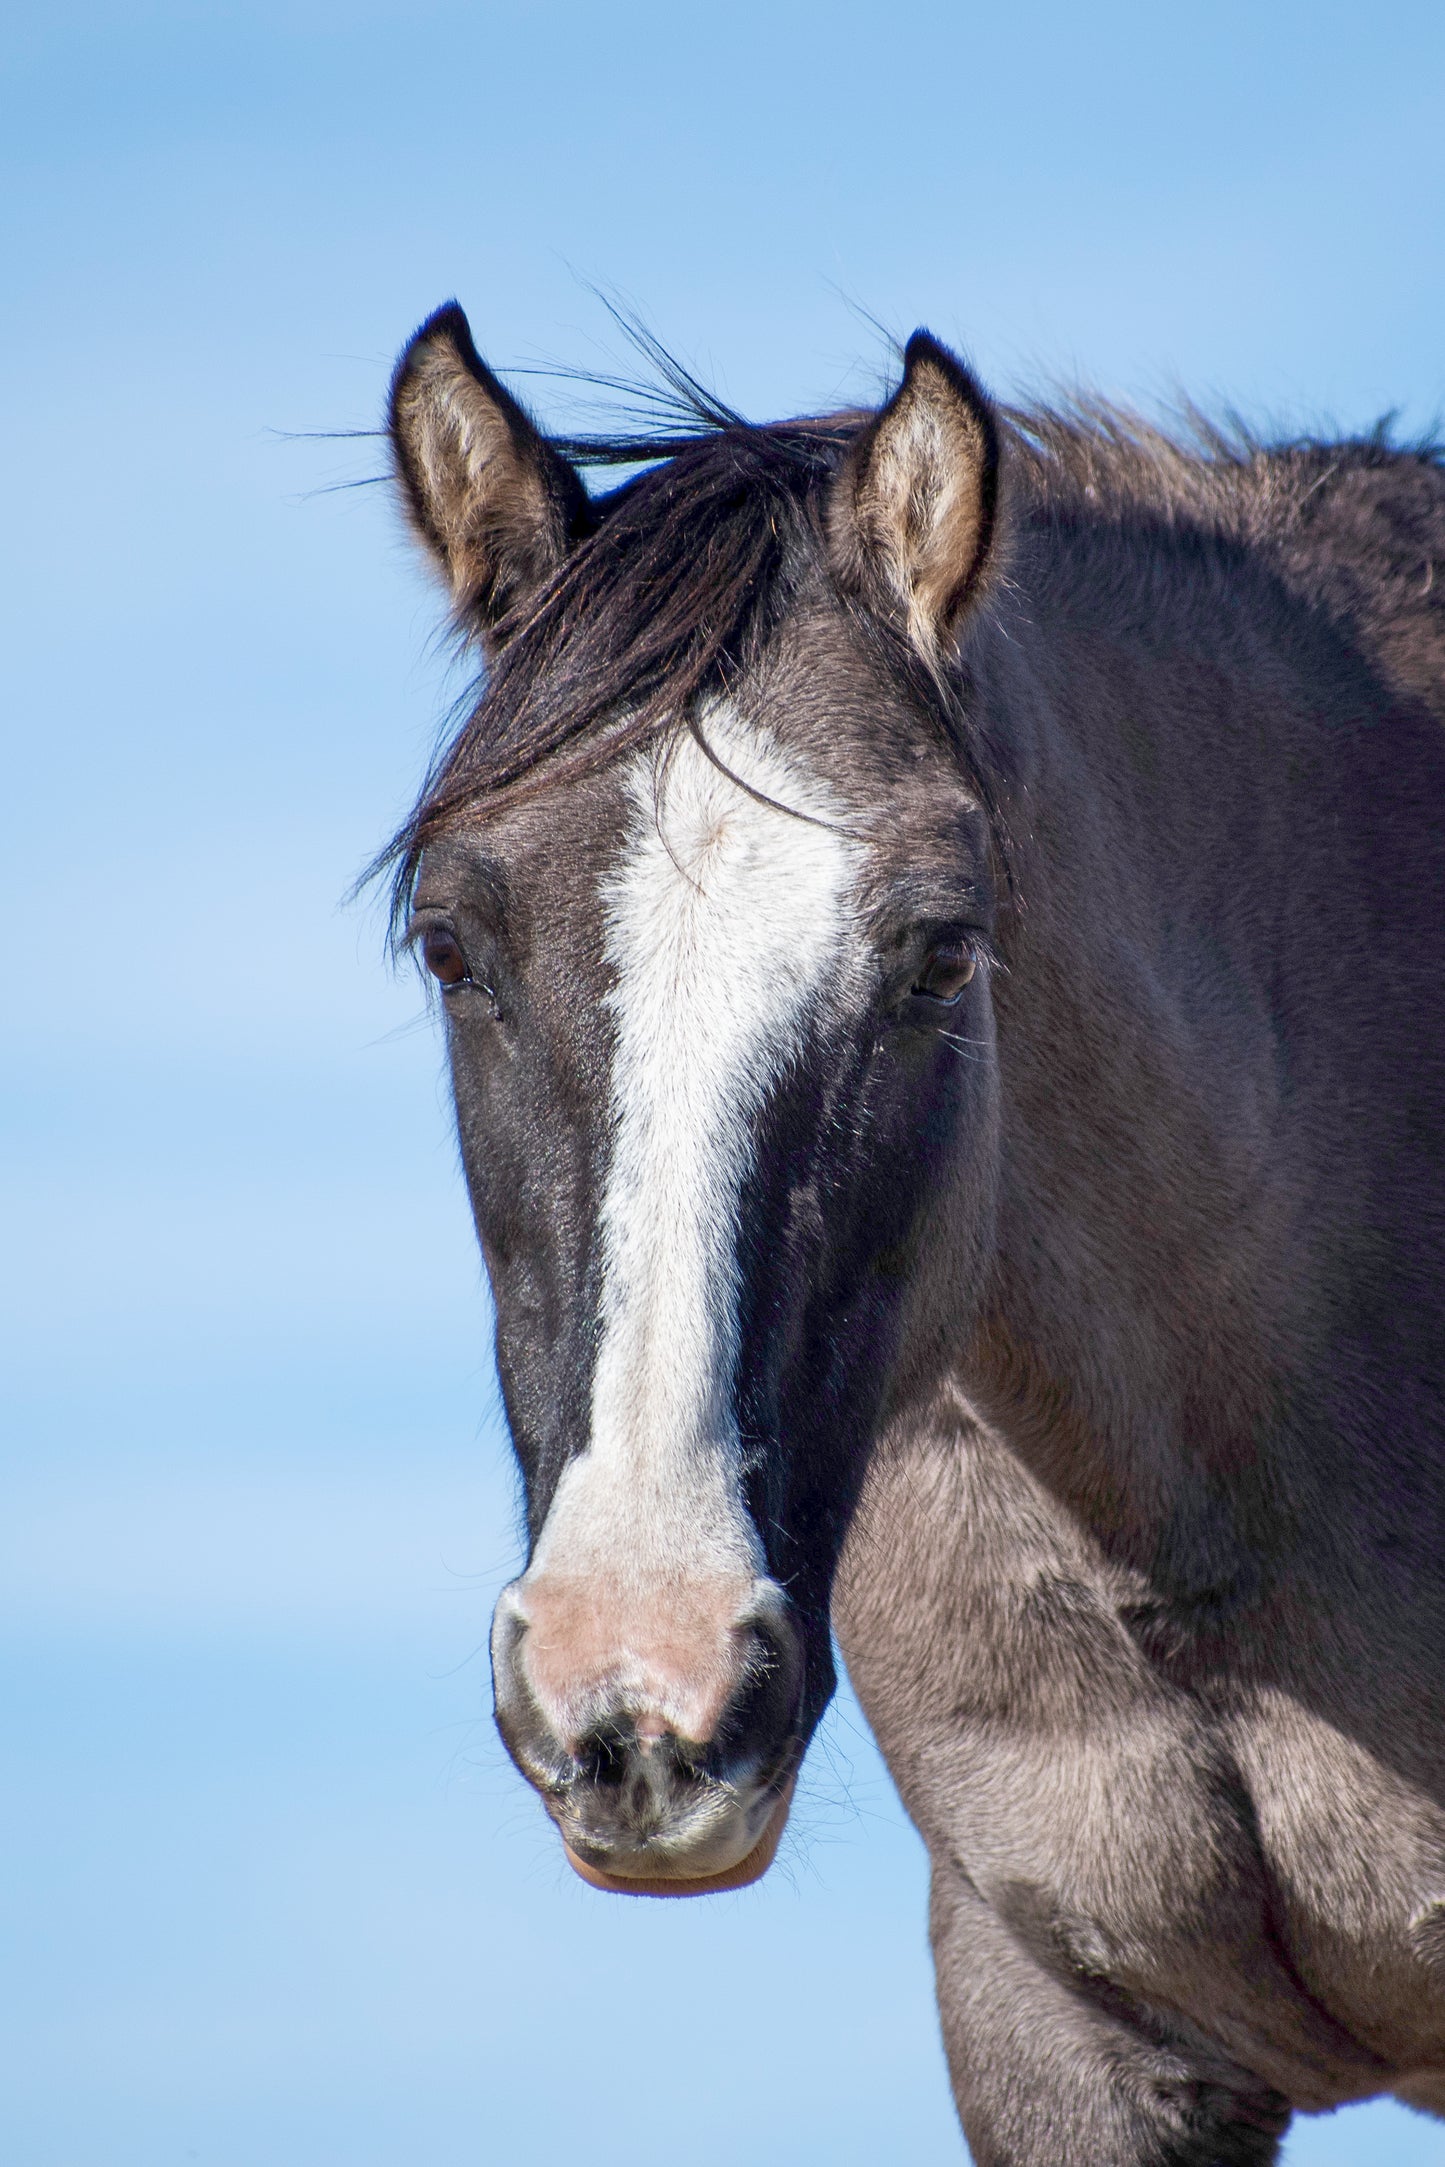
[
  {"xmin": 490, "ymin": 1574, "xmax": 804, "ymax": 1885},
  {"xmin": 492, "ymin": 1570, "xmax": 802, "ymax": 1762}
]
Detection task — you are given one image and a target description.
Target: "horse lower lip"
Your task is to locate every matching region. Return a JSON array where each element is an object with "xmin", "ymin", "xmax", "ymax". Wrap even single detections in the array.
[{"xmin": 561, "ymin": 1778, "xmax": 796, "ymax": 1899}]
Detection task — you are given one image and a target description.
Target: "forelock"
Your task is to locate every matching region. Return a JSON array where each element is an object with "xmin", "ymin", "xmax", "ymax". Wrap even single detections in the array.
[{"xmin": 375, "ymin": 418, "xmax": 872, "ymax": 936}]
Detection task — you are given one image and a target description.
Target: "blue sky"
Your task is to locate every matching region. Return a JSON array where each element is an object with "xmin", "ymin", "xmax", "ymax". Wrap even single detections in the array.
[{"xmin": 4, "ymin": 4, "xmax": 1444, "ymax": 2161}]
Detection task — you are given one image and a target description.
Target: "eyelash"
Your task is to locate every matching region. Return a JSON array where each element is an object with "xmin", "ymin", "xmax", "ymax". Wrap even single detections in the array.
[{"xmin": 908, "ymin": 933, "xmax": 998, "ymax": 998}]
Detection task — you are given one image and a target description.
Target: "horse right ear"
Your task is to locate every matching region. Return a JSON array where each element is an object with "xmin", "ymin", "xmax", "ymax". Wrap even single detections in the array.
[
  {"xmin": 828, "ymin": 330, "xmax": 999, "ymax": 656},
  {"xmin": 388, "ymin": 302, "xmax": 587, "ymax": 638}
]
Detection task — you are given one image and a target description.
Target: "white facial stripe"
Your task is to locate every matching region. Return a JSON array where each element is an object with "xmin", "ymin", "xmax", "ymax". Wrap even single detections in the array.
[{"xmin": 532, "ymin": 706, "xmax": 862, "ymax": 1598}]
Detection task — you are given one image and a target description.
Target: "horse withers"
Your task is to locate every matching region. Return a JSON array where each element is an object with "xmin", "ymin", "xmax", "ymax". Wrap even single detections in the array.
[{"xmin": 378, "ymin": 300, "xmax": 1445, "ymax": 2163}]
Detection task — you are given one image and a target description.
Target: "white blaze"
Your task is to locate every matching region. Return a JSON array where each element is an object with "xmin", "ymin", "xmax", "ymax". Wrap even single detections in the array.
[{"xmin": 530, "ymin": 708, "xmax": 861, "ymax": 1597}]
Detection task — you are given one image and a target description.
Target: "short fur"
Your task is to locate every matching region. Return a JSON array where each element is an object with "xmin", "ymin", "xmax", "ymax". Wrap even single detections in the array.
[{"xmin": 381, "ymin": 301, "xmax": 1445, "ymax": 2164}]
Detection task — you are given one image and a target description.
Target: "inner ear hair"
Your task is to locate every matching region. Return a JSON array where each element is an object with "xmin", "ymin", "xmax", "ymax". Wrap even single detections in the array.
[
  {"xmin": 829, "ymin": 330, "xmax": 1000, "ymax": 653},
  {"xmin": 388, "ymin": 301, "xmax": 588, "ymax": 635}
]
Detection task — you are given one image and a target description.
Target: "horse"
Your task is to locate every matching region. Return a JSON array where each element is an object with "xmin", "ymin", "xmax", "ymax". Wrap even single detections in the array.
[{"xmin": 377, "ymin": 299, "xmax": 1445, "ymax": 2163}]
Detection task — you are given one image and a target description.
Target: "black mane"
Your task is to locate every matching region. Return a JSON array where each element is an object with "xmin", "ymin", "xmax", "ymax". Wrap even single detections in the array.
[
  {"xmin": 377, "ymin": 359, "xmax": 1445, "ymax": 936},
  {"xmin": 378, "ymin": 409, "xmax": 861, "ymax": 931}
]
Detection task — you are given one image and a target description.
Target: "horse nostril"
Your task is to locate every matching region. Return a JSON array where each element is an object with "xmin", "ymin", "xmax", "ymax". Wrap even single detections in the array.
[
  {"xmin": 713, "ymin": 1599, "xmax": 806, "ymax": 1770},
  {"xmin": 578, "ymin": 1727, "xmax": 633, "ymax": 1789},
  {"xmin": 575, "ymin": 1721, "xmax": 711, "ymax": 1797}
]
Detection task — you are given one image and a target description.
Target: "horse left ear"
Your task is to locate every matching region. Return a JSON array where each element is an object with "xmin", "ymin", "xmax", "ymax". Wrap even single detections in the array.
[
  {"xmin": 388, "ymin": 301, "xmax": 588, "ymax": 639},
  {"xmin": 828, "ymin": 331, "xmax": 1000, "ymax": 652}
]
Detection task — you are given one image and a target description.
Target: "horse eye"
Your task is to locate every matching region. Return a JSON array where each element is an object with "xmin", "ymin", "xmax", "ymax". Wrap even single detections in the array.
[
  {"xmin": 422, "ymin": 929, "xmax": 469, "ymax": 987},
  {"xmin": 912, "ymin": 943, "xmax": 977, "ymax": 1003}
]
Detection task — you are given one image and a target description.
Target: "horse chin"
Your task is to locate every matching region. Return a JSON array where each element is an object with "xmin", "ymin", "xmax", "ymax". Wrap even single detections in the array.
[{"xmin": 561, "ymin": 1778, "xmax": 796, "ymax": 1900}]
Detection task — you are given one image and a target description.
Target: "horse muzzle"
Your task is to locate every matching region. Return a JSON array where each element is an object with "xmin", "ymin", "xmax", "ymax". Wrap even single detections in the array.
[{"xmin": 490, "ymin": 1571, "xmax": 805, "ymax": 1896}]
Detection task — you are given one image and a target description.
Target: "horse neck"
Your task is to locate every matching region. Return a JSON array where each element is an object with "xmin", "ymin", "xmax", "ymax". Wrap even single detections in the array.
[{"xmin": 959, "ymin": 574, "xmax": 1323, "ymax": 1590}]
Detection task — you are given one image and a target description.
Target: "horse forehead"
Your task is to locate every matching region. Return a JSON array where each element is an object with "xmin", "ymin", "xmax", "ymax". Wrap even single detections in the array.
[{"xmin": 599, "ymin": 713, "xmax": 866, "ymax": 1004}]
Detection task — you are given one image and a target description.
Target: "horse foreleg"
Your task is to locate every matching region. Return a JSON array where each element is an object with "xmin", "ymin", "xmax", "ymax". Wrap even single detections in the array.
[{"xmin": 928, "ymin": 1861, "xmax": 1292, "ymax": 2167}]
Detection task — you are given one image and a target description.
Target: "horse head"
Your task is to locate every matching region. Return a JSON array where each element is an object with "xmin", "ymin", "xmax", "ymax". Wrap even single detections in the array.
[{"xmin": 384, "ymin": 304, "xmax": 1004, "ymax": 1892}]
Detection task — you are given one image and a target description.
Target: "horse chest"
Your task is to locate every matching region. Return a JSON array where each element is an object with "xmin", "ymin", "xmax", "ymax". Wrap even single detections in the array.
[
  {"xmin": 1225, "ymin": 1687, "xmax": 1445, "ymax": 2070},
  {"xmin": 834, "ymin": 1416, "xmax": 1445, "ymax": 2100}
]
